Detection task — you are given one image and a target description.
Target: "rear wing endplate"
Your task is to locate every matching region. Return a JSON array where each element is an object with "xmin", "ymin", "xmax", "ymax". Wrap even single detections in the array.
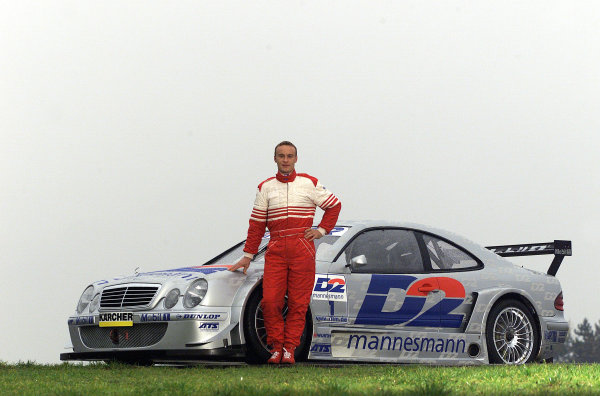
[{"xmin": 485, "ymin": 240, "xmax": 572, "ymax": 276}]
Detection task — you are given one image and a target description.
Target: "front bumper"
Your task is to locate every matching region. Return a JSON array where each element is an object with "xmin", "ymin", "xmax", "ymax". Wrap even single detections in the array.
[{"xmin": 63, "ymin": 307, "xmax": 244, "ymax": 362}]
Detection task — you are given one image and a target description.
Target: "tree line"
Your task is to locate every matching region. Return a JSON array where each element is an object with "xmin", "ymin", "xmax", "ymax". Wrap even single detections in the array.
[{"xmin": 556, "ymin": 318, "xmax": 600, "ymax": 363}]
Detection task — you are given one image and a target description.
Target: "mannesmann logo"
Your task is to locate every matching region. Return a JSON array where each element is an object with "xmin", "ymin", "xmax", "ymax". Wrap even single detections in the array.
[{"xmin": 346, "ymin": 334, "xmax": 466, "ymax": 354}]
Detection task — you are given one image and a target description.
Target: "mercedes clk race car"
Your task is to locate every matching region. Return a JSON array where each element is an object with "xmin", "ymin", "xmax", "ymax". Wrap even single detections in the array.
[{"xmin": 61, "ymin": 221, "xmax": 571, "ymax": 365}]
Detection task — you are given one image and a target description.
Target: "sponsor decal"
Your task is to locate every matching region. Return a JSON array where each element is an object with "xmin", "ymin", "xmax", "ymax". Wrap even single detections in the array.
[
  {"xmin": 94, "ymin": 277, "xmax": 126, "ymax": 285},
  {"xmin": 179, "ymin": 313, "xmax": 224, "ymax": 320},
  {"xmin": 545, "ymin": 330, "xmax": 568, "ymax": 344},
  {"xmin": 315, "ymin": 315, "xmax": 348, "ymax": 323},
  {"xmin": 313, "ymin": 333, "xmax": 332, "ymax": 338},
  {"xmin": 69, "ymin": 316, "xmax": 95, "ymax": 325},
  {"xmin": 138, "ymin": 265, "xmax": 230, "ymax": 278},
  {"xmin": 135, "ymin": 271, "xmax": 200, "ymax": 280},
  {"xmin": 163, "ymin": 265, "xmax": 231, "ymax": 275},
  {"xmin": 341, "ymin": 333, "xmax": 466, "ymax": 354},
  {"xmin": 99, "ymin": 312, "xmax": 133, "ymax": 327},
  {"xmin": 312, "ymin": 275, "xmax": 347, "ymax": 302},
  {"xmin": 355, "ymin": 275, "xmax": 465, "ymax": 328},
  {"xmin": 77, "ymin": 316, "xmax": 94, "ymax": 325},
  {"xmin": 140, "ymin": 313, "xmax": 171, "ymax": 322},
  {"xmin": 198, "ymin": 322, "xmax": 219, "ymax": 331},
  {"xmin": 544, "ymin": 330, "xmax": 558, "ymax": 342},
  {"xmin": 310, "ymin": 343, "xmax": 331, "ymax": 354},
  {"xmin": 328, "ymin": 227, "xmax": 349, "ymax": 236},
  {"xmin": 558, "ymin": 331, "xmax": 567, "ymax": 343},
  {"xmin": 488, "ymin": 241, "xmax": 571, "ymax": 257},
  {"xmin": 489, "ymin": 244, "xmax": 553, "ymax": 255}
]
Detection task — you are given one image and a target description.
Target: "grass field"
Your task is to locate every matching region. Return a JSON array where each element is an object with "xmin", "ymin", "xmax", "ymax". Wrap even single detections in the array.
[{"xmin": 1, "ymin": 362, "xmax": 599, "ymax": 395}]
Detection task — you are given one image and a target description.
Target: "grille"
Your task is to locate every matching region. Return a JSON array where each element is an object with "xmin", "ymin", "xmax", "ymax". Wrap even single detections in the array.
[
  {"xmin": 80, "ymin": 323, "xmax": 168, "ymax": 349},
  {"xmin": 100, "ymin": 284, "xmax": 159, "ymax": 309}
]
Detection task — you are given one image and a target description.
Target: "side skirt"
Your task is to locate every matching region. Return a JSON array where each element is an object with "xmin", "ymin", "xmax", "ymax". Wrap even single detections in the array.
[{"xmin": 309, "ymin": 328, "xmax": 487, "ymax": 365}]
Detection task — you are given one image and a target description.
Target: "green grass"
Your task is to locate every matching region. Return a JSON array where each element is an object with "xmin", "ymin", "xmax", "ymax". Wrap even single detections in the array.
[{"xmin": 1, "ymin": 362, "xmax": 599, "ymax": 395}]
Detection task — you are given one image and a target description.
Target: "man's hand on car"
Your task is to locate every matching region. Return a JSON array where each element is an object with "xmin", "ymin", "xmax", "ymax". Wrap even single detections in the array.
[
  {"xmin": 304, "ymin": 228, "xmax": 323, "ymax": 241},
  {"xmin": 229, "ymin": 256, "xmax": 251, "ymax": 275}
]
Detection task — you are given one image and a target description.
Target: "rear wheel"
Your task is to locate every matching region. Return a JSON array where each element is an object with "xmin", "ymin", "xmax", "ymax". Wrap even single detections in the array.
[
  {"xmin": 486, "ymin": 299, "xmax": 540, "ymax": 364},
  {"xmin": 243, "ymin": 287, "xmax": 311, "ymax": 364}
]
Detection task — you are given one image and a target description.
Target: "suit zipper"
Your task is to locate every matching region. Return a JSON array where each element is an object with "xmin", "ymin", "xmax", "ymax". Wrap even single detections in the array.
[{"xmin": 286, "ymin": 182, "xmax": 289, "ymax": 260}]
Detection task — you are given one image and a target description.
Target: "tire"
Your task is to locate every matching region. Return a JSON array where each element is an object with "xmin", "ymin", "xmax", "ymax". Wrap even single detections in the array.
[
  {"xmin": 242, "ymin": 286, "xmax": 312, "ymax": 364},
  {"xmin": 485, "ymin": 299, "xmax": 540, "ymax": 365}
]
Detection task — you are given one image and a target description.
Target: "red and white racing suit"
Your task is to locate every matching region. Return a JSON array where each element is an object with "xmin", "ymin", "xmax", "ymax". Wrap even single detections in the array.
[{"xmin": 243, "ymin": 170, "xmax": 341, "ymax": 349}]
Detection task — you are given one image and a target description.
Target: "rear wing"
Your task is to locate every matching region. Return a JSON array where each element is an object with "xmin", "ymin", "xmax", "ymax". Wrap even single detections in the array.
[{"xmin": 485, "ymin": 240, "xmax": 572, "ymax": 276}]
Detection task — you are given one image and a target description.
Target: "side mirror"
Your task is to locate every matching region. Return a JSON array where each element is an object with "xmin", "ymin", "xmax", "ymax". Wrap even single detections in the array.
[{"xmin": 347, "ymin": 255, "xmax": 367, "ymax": 269}]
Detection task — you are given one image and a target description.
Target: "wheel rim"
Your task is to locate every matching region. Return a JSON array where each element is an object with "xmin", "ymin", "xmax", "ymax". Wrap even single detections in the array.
[
  {"xmin": 492, "ymin": 307, "xmax": 534, "ymax": 364},
  {"xmin": 254, "ymin": 298, "xmax": 288, "ymax": 351}
]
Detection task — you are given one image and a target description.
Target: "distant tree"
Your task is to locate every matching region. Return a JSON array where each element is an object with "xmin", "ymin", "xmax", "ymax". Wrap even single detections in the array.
[{"xmin": 556, "ymin": 318, "xmax": 600, "ymax": 363}]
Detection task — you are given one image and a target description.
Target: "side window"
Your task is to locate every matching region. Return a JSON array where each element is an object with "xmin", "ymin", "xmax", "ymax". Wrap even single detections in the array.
[
  {"xmin": 343, "ymin": 229, "xmax": 424, "ymax": 274},
  {"xmin": 422, "ymin": 234, "xmax": 479, "ymax": 270}
]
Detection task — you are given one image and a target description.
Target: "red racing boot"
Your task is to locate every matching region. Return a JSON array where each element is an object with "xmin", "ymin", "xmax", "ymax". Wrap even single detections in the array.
[
  {"xmin": 267, "ymin": 347, "xmax": 282, "ymax": 364},
  {"xmin": 281, "ymin": 347, "xmax": 295, "ymax": 365}
]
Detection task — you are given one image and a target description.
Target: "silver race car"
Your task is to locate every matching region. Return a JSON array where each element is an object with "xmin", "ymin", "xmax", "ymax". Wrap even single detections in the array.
[{"xmin": 61, "ymin": 221, "xmax": 571, "ymax": 365}]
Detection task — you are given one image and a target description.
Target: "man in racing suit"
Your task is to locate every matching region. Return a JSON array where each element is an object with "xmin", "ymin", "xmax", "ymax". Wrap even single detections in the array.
[{"xmin": 229, "ymin": 141, "xmax": 341, "ymax": 364}]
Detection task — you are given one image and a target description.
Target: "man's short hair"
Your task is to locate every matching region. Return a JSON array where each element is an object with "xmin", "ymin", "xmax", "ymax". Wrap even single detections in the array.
[{"xmin": 274, "ymin": 141, "xmax": 297, "ymax": 156}]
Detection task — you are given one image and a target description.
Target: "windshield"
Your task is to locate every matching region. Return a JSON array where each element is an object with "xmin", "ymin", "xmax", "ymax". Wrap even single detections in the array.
[{"xmin": 206, "ymin": 234, "xmax": 342, "ymax": 264}]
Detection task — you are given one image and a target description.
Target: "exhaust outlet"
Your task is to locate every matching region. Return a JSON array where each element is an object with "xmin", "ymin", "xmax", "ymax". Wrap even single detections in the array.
[{"xmin": 468, "ymin": 343, "xmax": 480, "ymax": 357}]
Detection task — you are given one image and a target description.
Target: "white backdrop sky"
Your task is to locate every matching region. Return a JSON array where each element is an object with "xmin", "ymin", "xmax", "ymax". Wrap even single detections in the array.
[{"xmin": 2, "ymin": 1, "xmax": 599, "ymax": 363}]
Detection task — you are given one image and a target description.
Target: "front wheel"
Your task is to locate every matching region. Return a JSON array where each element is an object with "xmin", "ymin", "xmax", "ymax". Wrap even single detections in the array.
[
  {"xmin": 243, "ymin": 287, "xmax": 311, "ymax": 364},
  {"xmin": 485, "ymin": 299, "xmax": 540, "ymax": 364}
]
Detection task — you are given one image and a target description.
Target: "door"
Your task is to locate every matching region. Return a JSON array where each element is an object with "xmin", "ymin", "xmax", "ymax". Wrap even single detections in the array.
[{"xmin": 336, "ymin": 228, "xmax": 443, "ymax": 330}]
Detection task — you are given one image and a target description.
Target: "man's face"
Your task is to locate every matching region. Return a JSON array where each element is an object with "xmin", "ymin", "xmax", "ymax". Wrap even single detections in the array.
[{"xmin": 274, "ymin": 145, "xmax": 297, "ymax": 174}]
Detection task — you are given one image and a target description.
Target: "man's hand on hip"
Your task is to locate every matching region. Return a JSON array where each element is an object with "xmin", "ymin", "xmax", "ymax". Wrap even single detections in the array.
[
  {"xmin": 229, "ymin": 256, "xmax": 251, "ymax": 275},
  {"xmin": 304, "ymin": 228, "xmax": 323, "ymax": 241}
]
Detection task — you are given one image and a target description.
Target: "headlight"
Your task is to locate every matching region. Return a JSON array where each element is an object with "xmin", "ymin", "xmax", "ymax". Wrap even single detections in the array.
[
  {"xmin": 164, "ymin": 288, "xmax": 180, "ymax": 309},
  {"xmin": 183, "ymin": 279, "xmax": 208, "ymax": 308},
  {"xmin": 76, "ymin": 285, "xmax": 94, "ymax": 314},
  {"xmin": 89, "ymin": 293, "xmax": 100, "ymax": 313}
]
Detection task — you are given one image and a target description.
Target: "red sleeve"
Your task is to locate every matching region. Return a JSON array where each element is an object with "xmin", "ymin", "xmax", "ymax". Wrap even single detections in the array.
[
  {"xmin": 243, "ymin": 187, "xmax": 268, "ymax": 255},
  {"xmin": 243, "ymin": 219, "xmax": 266, "ymax": 255},
  {"xmin": 318, "ymin": 201, "xmax": 341, "ymax": 234},
  {"xmin": 310, "ymin": 178, "xmax": 341, "ymax": 234}
]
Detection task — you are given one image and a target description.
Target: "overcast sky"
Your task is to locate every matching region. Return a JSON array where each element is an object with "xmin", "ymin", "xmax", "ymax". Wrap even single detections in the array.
[{"xmin": 2, "ymin": 1, "xmax": 599, "ymax": 363}]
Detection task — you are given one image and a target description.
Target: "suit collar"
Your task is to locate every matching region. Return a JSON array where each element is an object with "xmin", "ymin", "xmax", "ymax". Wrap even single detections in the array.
[{"xmin": 276, "ymin": 169, "xmax": 296, "ymax": 183}]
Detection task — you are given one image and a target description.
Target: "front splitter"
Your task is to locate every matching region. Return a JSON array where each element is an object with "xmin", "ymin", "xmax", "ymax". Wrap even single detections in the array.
[{"xmin": 60, "ymin": 347, "xmax": 245, "ymax": 363}]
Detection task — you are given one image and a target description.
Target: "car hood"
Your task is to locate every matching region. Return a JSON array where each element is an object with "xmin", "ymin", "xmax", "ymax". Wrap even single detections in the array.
[{"xmin": 93, "ymin": 264, "xmax": 242, "ymax": 287}]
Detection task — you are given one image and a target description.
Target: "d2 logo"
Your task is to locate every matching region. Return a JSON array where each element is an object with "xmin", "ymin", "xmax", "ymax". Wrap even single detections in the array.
[
  {"xmin": 312, "ymin": 275, "xmax": 347, "ymax": 301},
  {"xmin": 355, "ymin": 275, "xmax": 466, "ymax": 328}
]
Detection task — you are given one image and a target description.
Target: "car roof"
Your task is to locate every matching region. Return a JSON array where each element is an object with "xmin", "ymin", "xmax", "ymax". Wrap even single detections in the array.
[{"xmin": 333, "ymin": 220, "xmax": 501, "ymax": 263}]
